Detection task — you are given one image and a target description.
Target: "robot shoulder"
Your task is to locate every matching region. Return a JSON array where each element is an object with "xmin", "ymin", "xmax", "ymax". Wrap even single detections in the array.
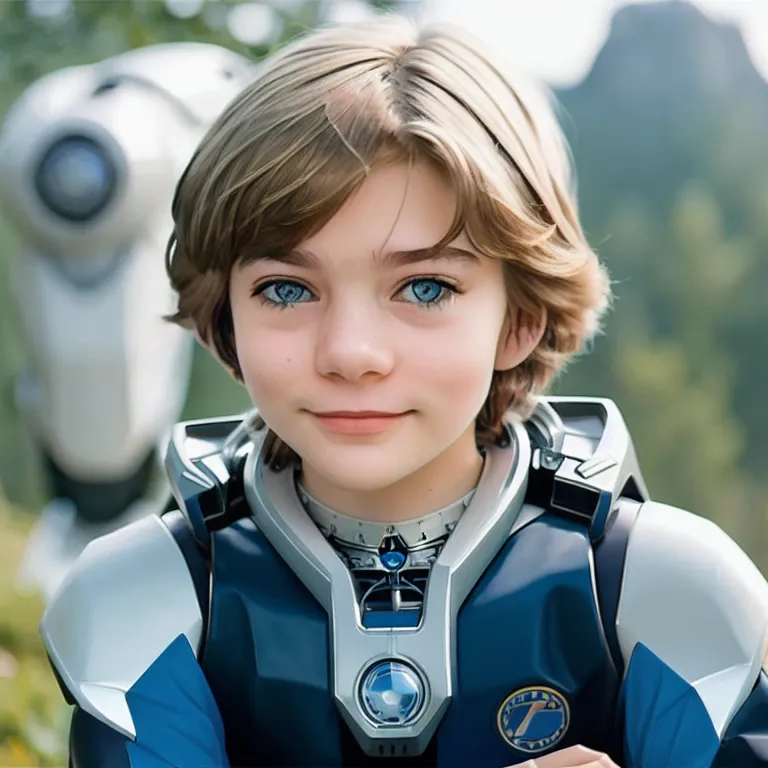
[
  {"xmin": 40, "ymin": 513, "xmax": 204, "ymax": 739},
  {"xmin": 526, "ymin": 396, "xmax": 650, "ymax": 538},
  {"xmin": 616, "ymin": 501, "xmax": 768, "ymax": 735},
  {"xmin": 164, "ymin": 409, "xmax": 265, "ymax": 547}
]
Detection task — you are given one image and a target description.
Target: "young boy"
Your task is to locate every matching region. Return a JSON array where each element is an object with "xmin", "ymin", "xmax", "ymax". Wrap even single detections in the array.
[{"xmin": 41, "ymin": 17, "xmax": 768, "ymax": 768}]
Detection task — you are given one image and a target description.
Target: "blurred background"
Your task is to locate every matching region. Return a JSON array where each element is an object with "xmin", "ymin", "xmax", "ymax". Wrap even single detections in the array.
[{"xmin": 0, "ymin": 0, "xmax": 766, "ymax": 763}]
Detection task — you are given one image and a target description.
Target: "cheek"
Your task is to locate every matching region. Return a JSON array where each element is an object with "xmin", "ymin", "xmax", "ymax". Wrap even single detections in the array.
[
  {"xmin": 406, "ymin": 305, "xmax": 505, "ymax": 405},
  {"xmin": 233, "ymin": 323, "xmax": 305, "ymax": 406},
  {"xmin": 417, "ymin": 338, "xmax": 496, "ymax": 405}
]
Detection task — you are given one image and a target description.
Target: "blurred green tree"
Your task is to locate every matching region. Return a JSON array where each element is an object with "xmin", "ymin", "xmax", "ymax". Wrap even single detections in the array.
[{"xmin": 557, "ymin": 1, "xmax": 768, "ymax": 567}]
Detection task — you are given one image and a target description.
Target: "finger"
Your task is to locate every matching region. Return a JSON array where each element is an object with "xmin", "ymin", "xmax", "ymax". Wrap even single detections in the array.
[
  {"xmin": 565, "ymin": 745, "xmax": 610, "ymax": 761},
  {"xmin": 578, "ymin": 756, "xmax": 621, "ymax": 768},
  {"xmin": 553, "ymin": 745, "xmax": 610, "ymax": 766},
  {"xmin": 514, "ymin": 745, "xmax": 612, "ymax": 767},
  {"xmin": 582, "ymin": 757, "xmax": 621, "ymax": 768},
  {"xmin": 506, "ymin": 746, "xmax": 618, "ymax": 768}
]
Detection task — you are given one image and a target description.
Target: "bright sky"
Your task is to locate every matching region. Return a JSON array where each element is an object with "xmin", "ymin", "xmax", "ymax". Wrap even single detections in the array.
[
  {"xmin": 418, "ymin": 0, "xmax": 768, "ymax": 87},
  {"xmin": 26, "ymin": 0, "xmax": 768, "ymax": 87}
]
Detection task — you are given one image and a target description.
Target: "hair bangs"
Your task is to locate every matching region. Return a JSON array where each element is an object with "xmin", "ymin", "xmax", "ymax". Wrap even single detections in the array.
[{"xmin": 284, "ymin": 99, "xmax": 433, "ymax": 263}]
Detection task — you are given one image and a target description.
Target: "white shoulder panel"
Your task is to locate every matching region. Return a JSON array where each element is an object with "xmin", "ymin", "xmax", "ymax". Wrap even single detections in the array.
[
  {"xmin": 40, "ymin": 514, "xmax": 203, "ymax": 740},
  {"xmin": 617, "ymin": 501, "xmax": 768, "ymax": 737}
]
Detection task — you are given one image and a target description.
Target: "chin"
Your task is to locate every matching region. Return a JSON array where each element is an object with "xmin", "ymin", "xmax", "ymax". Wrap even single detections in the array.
[{"xmin": 301, "ymin": 446, "xmax": 424, "ymax": 493}]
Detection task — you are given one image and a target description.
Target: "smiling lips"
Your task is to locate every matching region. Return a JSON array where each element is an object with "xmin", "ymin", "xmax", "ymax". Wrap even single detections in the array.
[{"xmin": 311, "ymin": 410, "xmax": 410, "ymax": 436}]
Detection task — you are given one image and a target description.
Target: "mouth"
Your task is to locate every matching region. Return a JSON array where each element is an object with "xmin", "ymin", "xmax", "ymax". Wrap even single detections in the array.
[
  {"xmin": 312, "ymin": 411, "xmax": 407, "ymax": 418},
  {"xmin": 308, "ymin": 410, "xmax": 411, "ymax": 436}
]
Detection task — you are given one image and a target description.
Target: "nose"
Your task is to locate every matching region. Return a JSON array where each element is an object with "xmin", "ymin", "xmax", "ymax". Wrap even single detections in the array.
[{"xmin": 314, "ymin": 299, "xmax": 395, "ymax": 382}]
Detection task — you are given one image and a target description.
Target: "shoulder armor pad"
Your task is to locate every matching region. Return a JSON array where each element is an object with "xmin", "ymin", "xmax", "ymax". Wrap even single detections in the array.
[
  {"xmin": 164, "ymin": 410, "xmax": 264, "ymax": 548},
  {"xmin": 40, "ymin": 514, "xmax": 203, "ymax": 739},
  {"xmin": 617, "ymin": 501, "xmax": 768, "ymax": 736},
  {"xmin": 525, "ymin": 396, "xmax": 649, "ymax": 539}
]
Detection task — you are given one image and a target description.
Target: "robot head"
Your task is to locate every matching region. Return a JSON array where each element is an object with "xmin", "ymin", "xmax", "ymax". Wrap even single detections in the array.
[{"xmin": 0, "ymin": 43, "xmax": 254, "ymax": 266}]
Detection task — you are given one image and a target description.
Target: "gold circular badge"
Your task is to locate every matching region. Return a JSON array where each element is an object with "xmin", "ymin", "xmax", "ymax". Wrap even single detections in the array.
[{"xmin": 497, "ymin": 686, "xmax": 570, "ymax": 754}]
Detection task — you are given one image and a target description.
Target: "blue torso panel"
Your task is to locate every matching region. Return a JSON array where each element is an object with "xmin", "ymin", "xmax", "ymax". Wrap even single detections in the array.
[{"xmin": 200, "ymin": 512, "xmax": 622, "ymax": 768}]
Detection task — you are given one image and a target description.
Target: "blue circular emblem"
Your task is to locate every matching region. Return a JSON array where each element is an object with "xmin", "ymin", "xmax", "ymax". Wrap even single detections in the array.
[
  {"xmin": 359, "ymin": 660, "xmax": 425, "ymax": 725},
  {"xmin": 497, "ymin": 686, "xmax": 570, "ymax": 754}
]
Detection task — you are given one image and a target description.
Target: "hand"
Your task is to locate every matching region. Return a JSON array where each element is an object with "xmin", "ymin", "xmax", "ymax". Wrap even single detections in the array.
[{"xmin": 509, "ymin": 744, "xmax": 621, "ymax": 767}]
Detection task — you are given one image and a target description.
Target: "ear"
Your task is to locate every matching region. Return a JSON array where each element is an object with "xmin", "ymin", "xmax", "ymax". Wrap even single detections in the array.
[{"xmin": 494, "ymin": 308, "xmax": 547, "ymax": 371}]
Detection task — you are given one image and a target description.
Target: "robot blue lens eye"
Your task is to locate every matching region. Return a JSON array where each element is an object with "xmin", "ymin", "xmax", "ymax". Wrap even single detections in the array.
[
  {"xmin": 34, "ymin": 135, "xmax": 117, "ymax": 222},
  {"xmin": 359, "ymin": 660, "xmax": 426, "ymax": 726}
]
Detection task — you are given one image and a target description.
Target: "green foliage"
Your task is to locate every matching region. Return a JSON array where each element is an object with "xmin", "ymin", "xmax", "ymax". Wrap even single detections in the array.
[
  {"xmin": 0, "ymin": 500, "xmax": 68, "ymax": 767},
  {"xmin": 0, "ymin": 0, "xmax": 325, "ymax": 86}
]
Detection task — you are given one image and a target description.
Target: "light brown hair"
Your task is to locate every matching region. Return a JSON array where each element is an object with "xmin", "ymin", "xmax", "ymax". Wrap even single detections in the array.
[{"xmin": 166, "ymin": 16, "xmax": 610, "ymax": 451}]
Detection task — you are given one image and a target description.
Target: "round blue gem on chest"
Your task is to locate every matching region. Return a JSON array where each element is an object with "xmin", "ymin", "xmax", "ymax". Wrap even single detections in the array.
[
  {"xmin": 379, "ymin": 550, "xmax": 407, "ymax": 571},
  {"xmin": 378, "ymin": 533, "xmax": 408, "ymax": 572},
  {"xmin": 359, "ymin": 660, "xmax": 425, "ymax": 725}
]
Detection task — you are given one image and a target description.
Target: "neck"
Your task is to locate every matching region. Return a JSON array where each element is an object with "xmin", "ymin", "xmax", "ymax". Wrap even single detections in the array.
[{"xmin": 298, "ymin": 424, "xmax": 485, "ymax": 524}]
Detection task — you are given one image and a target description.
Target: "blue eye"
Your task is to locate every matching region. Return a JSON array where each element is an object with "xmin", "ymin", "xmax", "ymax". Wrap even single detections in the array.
[
  {"xmin": 400, "ymin": 278, "xmax": 455, "ymax": 307},
  {"xmin": 255, "ymin": 280, "xmax": 314, "ymax": 307}
]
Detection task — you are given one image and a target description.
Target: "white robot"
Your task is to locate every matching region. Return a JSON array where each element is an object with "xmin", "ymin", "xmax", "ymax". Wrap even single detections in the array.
[{"xmin": 0, "ymin": 42, "xmax": 254, "ymax": 601}]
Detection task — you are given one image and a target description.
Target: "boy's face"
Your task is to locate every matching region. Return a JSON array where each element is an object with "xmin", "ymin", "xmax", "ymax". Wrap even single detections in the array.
[{"xmin": 229, "ymin": 160, "xmax": 521, "ymax": 495}]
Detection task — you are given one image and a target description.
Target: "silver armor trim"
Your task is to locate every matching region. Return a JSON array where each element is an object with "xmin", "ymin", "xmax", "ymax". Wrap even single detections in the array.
[
  {"xmin": 526, "ymin": 398, "xmax": 565, "ymax": 453},
  {"xmin": 298, "ymin": 482, "xmax": 473, "ymax": 549},
  {"xmin": 40, "ymin": 514, "xmax": 203, "ymax": 739},
  {"xmin": 617, "ymin": 501, "xmax": 768, "ymax": 737},
  {"xmin": 244, "ymin": 416, "xmax": 532, "ymax": 756}
]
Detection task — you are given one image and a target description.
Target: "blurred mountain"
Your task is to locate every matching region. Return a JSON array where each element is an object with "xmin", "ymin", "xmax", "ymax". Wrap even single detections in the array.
[
  {"xmin": 554, "ymin": 0, "xmax": 768, "ymax": 495},
  {"xmin": 557, "ymin": 0, "xmax": 768, "ymax": 228}
]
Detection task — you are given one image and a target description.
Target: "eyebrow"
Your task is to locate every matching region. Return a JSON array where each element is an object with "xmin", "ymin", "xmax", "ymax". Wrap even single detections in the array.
[{"xmin": 250, "ymin": 245, "xmax": 480, "ymax": 269}]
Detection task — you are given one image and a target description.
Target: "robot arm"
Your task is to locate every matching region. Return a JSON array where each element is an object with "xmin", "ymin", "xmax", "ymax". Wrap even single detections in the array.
[
  {"xmin": 40, "ymin": 514, "xmax": 229, "ymax": 768},
  {"xmin": 614, "ymin": 501, "xmax": 768, "ymax": 766}
]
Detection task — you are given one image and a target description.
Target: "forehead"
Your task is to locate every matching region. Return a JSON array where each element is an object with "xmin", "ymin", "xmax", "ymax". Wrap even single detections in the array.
[{"xmin": 299, "ymin": 160, "xmax": 467, "ymax": 259}]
